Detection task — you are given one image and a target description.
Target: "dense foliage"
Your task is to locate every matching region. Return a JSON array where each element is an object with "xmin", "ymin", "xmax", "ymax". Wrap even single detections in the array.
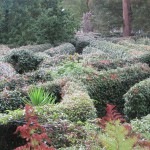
[
  {"xmin": 82, "ymin": 63, "xmax": 150, "ymax": 116},
  {"xmin": 4, "ymin": 50, "xmax": 43, "ymax": 73},
  {"xmin": 0, "ymin": 0, "xmax": 77, "ymax": 46},
  {"xmin": 124, "ymin": 78, "xmax": 150, "ymax": 119}
]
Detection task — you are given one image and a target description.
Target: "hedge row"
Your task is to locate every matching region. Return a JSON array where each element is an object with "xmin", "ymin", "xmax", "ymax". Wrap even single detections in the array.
[
  {"xmin": 4, "ymin": 50, "xmax": 43, "ymax": 73},
  {"xmin": 44, "ymin": 43, "xmax": 75, "ymax": 57},
  {"xmin": 85, "ymin": 40, "xmax": 131, "ymax": 59},
  {"xmin": 83, "ymin": 58, "xmax": 137, "ymax": 71},
  {"xmin": 82, "ymin": 63, "xmax": 150, "ymax": 116},
  {"xmin": 0, "ymin": 80, "xmax": 96, "ymax": 148},
  {"xmin": 124, "ymin": 78, "xmax": 150, "ymax": 119}
]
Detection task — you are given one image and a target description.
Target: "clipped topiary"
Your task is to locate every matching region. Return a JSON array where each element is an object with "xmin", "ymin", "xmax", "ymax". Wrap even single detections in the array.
[
  {"xmin": 25, "ymin": 68, "xmax": 53, "ymax": 83},
  {"xmin": 4, "ymin": 50, "xmax": 43, "ymax": 73},
  {"xmin": 130, "ymin": 114, "xmax": 150, "ymax": 140},
  {"xmin": 82, "ymin": 63, "xmax": 150, "ymax": 116},
  {"xmin": 44, "ymin": 43, "xmax": 75, "ymax": 57},
  {"xmin": 0, "ymin": 90, "xmax": 25, "ymax": 113},
  {"xmin": 14, "ymin": 43, "xmax": 52, "ymax": 53},
  {"xmin": 124, "ymin": 78, "xmax": 150, "ymax": 120},
  {"xmin": 137, "ymin": 52, "xmax": 150, "ymax": 66},
  {"xmin": 0, "ymin": 62, "xmax": 16, "ymax": 78},
  {"xmin": 60, "ymin": 80, "xmax": 97, "ymax": 122}
]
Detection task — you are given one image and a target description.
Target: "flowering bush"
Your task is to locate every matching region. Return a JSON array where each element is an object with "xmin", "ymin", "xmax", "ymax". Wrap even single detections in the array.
[{"xmin": 124, "ymin": 78, "xmax": 150, "ymax": 120}]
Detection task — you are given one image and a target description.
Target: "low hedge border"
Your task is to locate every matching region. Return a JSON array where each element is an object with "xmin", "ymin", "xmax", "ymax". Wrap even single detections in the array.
[
  {"xmin": 81, "ymin": 63, "xmax": 150, "ymax": 116},
  {"xmin": 124, "ymin": 78, "xmax": 150, "ymax": 120}
]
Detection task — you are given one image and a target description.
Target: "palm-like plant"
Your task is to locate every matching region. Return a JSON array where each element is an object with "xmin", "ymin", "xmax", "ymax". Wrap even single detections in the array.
[{"xmin": 23, "ymin": 87, "xmax": 56, "ymax": 106}]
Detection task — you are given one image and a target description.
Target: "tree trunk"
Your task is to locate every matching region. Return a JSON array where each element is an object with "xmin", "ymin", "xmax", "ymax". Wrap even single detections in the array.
[{"xmin": 122, "ymin": 0, "xmax": 132, "ymax": 36}]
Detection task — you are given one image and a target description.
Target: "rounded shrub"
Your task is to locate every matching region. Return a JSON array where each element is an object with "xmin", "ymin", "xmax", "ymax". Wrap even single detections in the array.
[
  {"xmin": 15, "ymin": 43, "xmax": 52, "ymax": 53},
  {"xmin": 137, "ymin": 52, "xmax": 150, "ymax": 66},
  {"xmin": 37, "ymin": 81, "xmax": 62, "ymax": 103},
  {"xmin": 124, "ymin": 78, "xmax": 150, "ymax": 120},
  {"xmin": 60, "ymin": 81, "xmax": 97, "ymax": 122},
  {"xmin": 44, "ymin": 43, "xmax": 75, "ymax": 57},
  {"xmin": 136, "ymin": 38, "xmax": 150, "ymax": 46},
  {"xmin": 83, "ymin": 58, "xmax": 139, "ymax": 71},
  {"xmin": 130, "ymin": 114, "xmax": 150, "ymax": 140},
  {"xmin": 82, "ymin": 63, "xmax": 150, "ymax": 116},
  {"xmin": 0, "ymin": 90, "xmax": 25, "ymax": 113},
  {"xmin": 0, "ymin": 62, "xmax": 16, "ymax": 78},
  {"xmin": 88, "ymin": 40, "xmax": 130, "ymax": 59},
  {"xmin": 4, "ymin": 50, "xmax": 43, "ymax": 73},
  {"xmin": 25, "ymin": 68, "xmax": 53, "ymax": 83}
]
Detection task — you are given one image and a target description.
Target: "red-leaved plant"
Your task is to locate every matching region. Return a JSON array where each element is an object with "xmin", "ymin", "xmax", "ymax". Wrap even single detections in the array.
[
  {"xmin": 98, "ymin": 104, "xmax": 150, "ymax": 149},
  {"xmin": 98, "ymin": 104, "xmax": 126, "ymax": 129},
  {"xmin": 14, "ymin": 105, "xmax": 55, "ymax": 150}
]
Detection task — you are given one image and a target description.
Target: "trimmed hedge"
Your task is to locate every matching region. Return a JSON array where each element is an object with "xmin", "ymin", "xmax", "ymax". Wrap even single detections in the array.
[
  {"xmin": 88, "ymin": 40, "xmax": 131, "ymax": 59},
  {"xmin": 0, "ymin": 90, "xmax": 25, "ymax": 113},
  {"xmin": 0, "ymin": 80, "xmax": 96, "ymax": 124},
  {"xmin": 0, "ymin": 80, "xmax": 96, "ymax": 148},
  {"xmin": 4, "ymin": 50, "xmax": 43, "ymax": 73},
  {"xmin": 14, "ymin": 43, "xmax": 52, "ymax": 53},
  {"xmin": 59, "ymin": 81, "xmax": 97, "ymax": 122},
  {"xmin": 82, "ymin": 63, "xmax": 150, "ymax": 116},
  {"xmin": 137, "ymin": 52, "xmax": 150, "ymax": 66},
  {"xmin": 44, "ymin": 43, "xmax": 75, "ymax": 57},
  {"xmin": 83, "ymin": 58, "xmax": 137, "ymax": 71},
  {"xmin": 124, "ymin": 78, "xmax": 150, "ymax": 119},
  {"xmin": 130, "ymin": 114, "xmax": 150, "ymax": 140},
  {"xmin": 0, "ymin": 62, "xmax": 16, "ymax": 78}
]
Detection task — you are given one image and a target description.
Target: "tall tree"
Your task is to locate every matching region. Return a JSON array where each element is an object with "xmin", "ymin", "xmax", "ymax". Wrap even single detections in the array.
[{"xmin": 122, "ymin": 0, "xmax": 132, "ymax": 36}]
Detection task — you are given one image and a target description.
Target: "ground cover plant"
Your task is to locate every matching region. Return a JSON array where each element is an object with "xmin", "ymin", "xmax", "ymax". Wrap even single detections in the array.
[{"xmin": 0, "ymin": 33, "xmax": 150, "ymax": 149}]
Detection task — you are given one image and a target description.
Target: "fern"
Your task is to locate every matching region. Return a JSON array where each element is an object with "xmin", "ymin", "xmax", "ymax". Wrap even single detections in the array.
[
  {"xmin": 98, "ymin": 104, "xmax": 125, "ymax": 129},
  {"xmin": 98, "ymin": 120, "xmax": 137, "ymax": 150}
]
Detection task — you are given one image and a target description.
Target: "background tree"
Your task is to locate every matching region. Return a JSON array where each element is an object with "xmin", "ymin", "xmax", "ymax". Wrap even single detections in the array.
[
  {"xmin": 89, "ymin": 0, "xmax": 150, "ymax": 35},
  {"xmin": 122, "ymin": 0, "xmax": 132, "ymax": 36},
  {"xmin": 0, "ymin": 0, "xmax": 77, "ymax": 46}
]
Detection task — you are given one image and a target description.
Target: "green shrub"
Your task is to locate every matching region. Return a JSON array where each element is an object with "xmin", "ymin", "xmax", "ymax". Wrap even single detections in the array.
[
  {"xmin": 82, "ymin": 52, "xmax": 109, "ymax": 64},
  {"xmin": 15, "ymin": 43, "xmax": 52, "ymax": 53},
  {"xmin": 25, "ymin": 68, "xmax": 53, "ymax": 83},
  {"xmin": 23, "ymin": 87, "xmax": 56, "ymax": 106},
  {"xmin": 44, "ymin": 43, "xmax": 75, "ymax": 57},
  {"xmin": 71, "ymin": 36, "xmax": 91, "ymax": 54},
  {"xmin": 118, "ymin": 39, "xmax": 150, "ymax": 52},
  {"xmin": 0, "ymin": 62, "xmax": 16, "ymax": 78},
  {"xmin": 82, "ymin": 46, "xmax": 108, "ymax": 55},
  {"xmin": 0, "ymin": 90, "xmax": 25, "ymax": 113},
  {"xmin": 60, "ymin": 81, "xmax": 97, "ymax": 122},
  {"xmin": 88, "ymin": 40, "xmax": 131, "ymax": 59},
  {"xmin": 54, "ymin": 61, "xmax": 96, "ymax": 79},
  {"xmin": 0, "ymin": 74, "xmax": 31, "ymax": 92},
  {"xmin": 0, "ymin": 0, "xmax": 77, "ymax": 46},
  {"xmin": 82, "ymin": 63, "xmax": 150, "ymax": 116},
  {"xmin": 39, "ymin": 55, "xmax": 68, "ymax": 68},
  {"xmin": 83, "ymin": 58, "xmax": 137, "ymax": 71},
  {"xmin": 137, "ymin": 52, "xmax": 150, "ymax": 66},
  {"xmin": 124, "ymin": 78, "xmax": 150, "ymax": 119},
  {"xmin": 4, "ymin": 50, "xmax": 43, "ymax": 73},
  {"xmin": 130, "ymin": 114, "xmax": 150, "ymax": 140},
  {"xmin": 136, "ymin": 38, "xmax": 150, "ymax": 46},
  {"xmin": 40, "ymin": 81, "xmax": 62, "ymax": 103}
]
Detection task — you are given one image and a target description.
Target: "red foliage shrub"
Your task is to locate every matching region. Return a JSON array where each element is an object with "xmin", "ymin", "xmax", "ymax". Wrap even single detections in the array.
[{"xmin": 14, "ymin": 105, "xmax": 55, "ymax": 150}]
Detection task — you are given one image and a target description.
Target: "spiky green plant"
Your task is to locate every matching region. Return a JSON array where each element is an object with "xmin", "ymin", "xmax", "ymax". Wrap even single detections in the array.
[{"xmin": 23, "ymin": 87, "xmax": 56, "ymax": 106}]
